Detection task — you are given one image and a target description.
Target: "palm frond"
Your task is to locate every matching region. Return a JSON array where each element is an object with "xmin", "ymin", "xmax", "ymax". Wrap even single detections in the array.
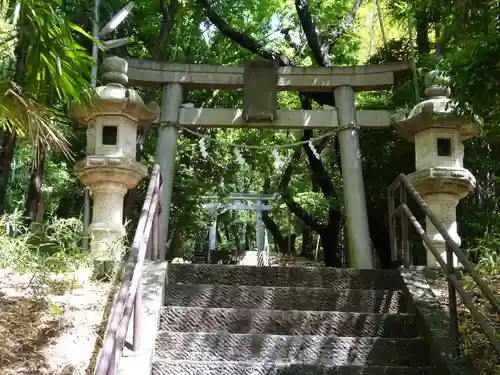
[
  {"xmin": 0, "ymin": 79, "xmax": 71, "ymax": 159},
  {"xmin": 0, "ymin": 0, "xmax": 96, "ymax": 157}
]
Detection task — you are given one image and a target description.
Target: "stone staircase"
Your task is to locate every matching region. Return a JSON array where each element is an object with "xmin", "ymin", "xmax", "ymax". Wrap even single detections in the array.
[
  {"xmin": 191, "ymin": 251, "xmax": 207, "ymax": 264},
  {"xmin": 151, "ymin": 263, "xmax": 438, "ymax": 375}
]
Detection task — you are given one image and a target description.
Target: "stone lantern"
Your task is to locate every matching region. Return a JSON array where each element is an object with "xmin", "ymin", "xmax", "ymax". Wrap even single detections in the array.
[
  {"xmin": 393, "ymin": 70, "xmax": 478, "ymax": 267},
  {"xmin": 71, "ymin": 56, "xmax": 159, "ymax": 265}
]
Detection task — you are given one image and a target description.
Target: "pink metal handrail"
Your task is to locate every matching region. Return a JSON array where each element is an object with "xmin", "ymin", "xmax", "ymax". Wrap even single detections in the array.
[
  {"xmin": 95, "ymin": 164, "xmax": 163, "ymax": 375},
  {"xmin": 388, "ymin": 173, "xmax": 500, "ymax": 357}
]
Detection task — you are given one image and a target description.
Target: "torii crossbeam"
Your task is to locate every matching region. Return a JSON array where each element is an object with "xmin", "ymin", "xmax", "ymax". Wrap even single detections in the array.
[{"xmin": 122, "ymin": 57, "xmax": 410, "ymax": 269}]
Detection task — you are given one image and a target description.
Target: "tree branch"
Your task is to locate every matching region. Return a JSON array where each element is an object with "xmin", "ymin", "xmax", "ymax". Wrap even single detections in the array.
[
  {"xmin": 156, "ymin": 0, "xmax": 179, "ymax": 59},
  {"xmin": 278, "ymin": 145, "xmax": 324, "ymax": 233},
  {"xmin": 279, "ymin": 145, "xmax": 301, "ymax": 191},
  {"xmin": 294, "ymin": 0, "xmax": 329, "ymax": 66},
  {"xmin": 299, "ymin": 95, "xmax": 337, "ymax": 199},
  {"xmin": 330, "ymin": 0, "xmax": 363, "ymax": 47},
  {"xmin": 197, "ymin": 0, "xmax": 336, "ymax": 107},
  {"xmin": 280, "ymin": 27, "xmax": 301, "ymax": 53},
  {"xmin": 302, "ymin": 130, "xmax": 337, "ymax": 198},
  {"xmin": 197, "ymin": 0, "xmax": 291, "ymax": 66},
  {"xmin": 262, "ymin": 212, "xmax": 284, "ymax": 247},
  {"xmin": 262, "ymin": 176, "xmax": 285, "ymax": 250},
  {"xmin": 139, "ymin": 0, "xmax": 180, "ymax": 154},
  {"xmin": 295, "ymin": 0, "xmax": 363, "ymax": 66}
]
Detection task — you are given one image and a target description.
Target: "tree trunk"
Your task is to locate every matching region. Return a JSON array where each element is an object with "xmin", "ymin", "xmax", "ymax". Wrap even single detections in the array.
[
  {"xmin": 25, "ymin": 144, "xmax": 46, "ymax": 222},
  {"xmin": 300, "ymin": 225, "xmax": 313, "ymax": 257},
  {"xmin": 245, "ymin": 222, "xmax": 253, "ymax": 250},
  {"xmin": 262, "ymin": 211, "xmax": 289, "ymax": 253},
  {"xmin": 338, "ymin": 216, "xmax": 348, "ymax": 267},
  {"xmin": 416, "ymin": 14, "xmax": 430, "ymax": 54},
  {"xmin": 283, "ymin": 234, "xmax": 297, "ymax": 254},
  {"xmin": 0, "ymin": 131, "xmax": 17, "ymax": 214},
  {"xmin": 320, "ymin": 229, "xmax": 342, "ymax": 267},
  {"xmin": 230, "ymin": 223, "xmax": 241, "ymax": 251},
  {"xmin": 222, "ymin": 220, "xmax": 232, "ymax": 244}
]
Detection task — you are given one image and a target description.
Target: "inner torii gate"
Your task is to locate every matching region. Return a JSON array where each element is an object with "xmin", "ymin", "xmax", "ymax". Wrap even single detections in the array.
[
  {"xmin": 203, "ymin": 193, "xmax": 274, "ymax": 265},
  {"xmin": 125, "ymin": 58, "xmax": 409, "ymax": 269}
]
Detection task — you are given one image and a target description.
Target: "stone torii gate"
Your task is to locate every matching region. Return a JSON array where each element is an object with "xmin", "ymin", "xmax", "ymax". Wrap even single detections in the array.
[
  {"xmin": 203, "ymin": 193, "xmax": 273, "ymax": 265},
  {"xmin": 124, "ymin": 58, "xmax": 409, "ymax": 269}
]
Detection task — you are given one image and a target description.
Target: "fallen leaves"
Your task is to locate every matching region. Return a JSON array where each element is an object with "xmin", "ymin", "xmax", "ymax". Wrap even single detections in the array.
[{"xmin": 0, "ymin": 268, "xmax": 114, "ymax": 375}]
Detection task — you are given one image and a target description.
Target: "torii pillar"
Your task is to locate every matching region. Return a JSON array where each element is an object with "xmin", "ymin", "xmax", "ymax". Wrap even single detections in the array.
[{"xmin": 329, "ymin": 88, "xmax": 373, "ymax": 269}]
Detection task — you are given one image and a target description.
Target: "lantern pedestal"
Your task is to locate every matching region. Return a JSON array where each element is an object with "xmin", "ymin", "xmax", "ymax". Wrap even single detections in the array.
[
  {"xmin": 71, "ymin": 56, "xmax": 159, "ymax": 276},
  {"xmin": 393, "ymin": 70, "xmax": 478, "ymax": 267}
]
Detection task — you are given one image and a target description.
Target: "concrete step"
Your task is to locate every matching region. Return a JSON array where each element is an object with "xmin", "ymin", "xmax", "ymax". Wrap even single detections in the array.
[
  {"xmin": 160, "ymin": 307, "xmax": 420, "ymax": 338},
  {"xmin": 165, "ymin": 284, "xmax": 409, "ymax": 313},
  {"xmin": 154, "ymin": 332, "xmax": 429, "ymax": 366},
  {"xmin": 151, "ymin": 361, "xmax": 436, "ymax": 375},
  {"xmin": 167, "ymin": 263, "xmax": 404, "ymax": 290}
]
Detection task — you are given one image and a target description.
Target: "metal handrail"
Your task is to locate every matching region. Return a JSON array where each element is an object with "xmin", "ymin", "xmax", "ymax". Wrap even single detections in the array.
[
  {"xmin": 389, "ymin": 173, "xmax": 500, "ymax": 358},
  {"xmin": 95, "ymin": 164, "xmax": 163, "ymax": 375}
]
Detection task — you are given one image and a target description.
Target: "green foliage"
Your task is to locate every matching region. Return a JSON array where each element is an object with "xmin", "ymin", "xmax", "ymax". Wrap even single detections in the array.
[
  {"xmin": 0, "ymin": 0, "xmax": 498, "ymax": 276},
  {"xmin": 0, "ymin": 0, "xmax": 95, "ymax": 157},
  {"xmin": 0, "ymin": 211, "xmax": 89, "ymax": 275},
  {"xmin": 445, "ymin": 32, "xmax": 500, "ymax": 128},
  {"xmin": 468, "ymin": 233, "xmax": 500, "ymax": 276}
]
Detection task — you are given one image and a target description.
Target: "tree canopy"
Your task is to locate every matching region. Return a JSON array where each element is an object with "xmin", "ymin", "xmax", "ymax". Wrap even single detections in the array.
[{"xmin": 0, "ymin": 0, "xmax": 498, "ymax": 273}]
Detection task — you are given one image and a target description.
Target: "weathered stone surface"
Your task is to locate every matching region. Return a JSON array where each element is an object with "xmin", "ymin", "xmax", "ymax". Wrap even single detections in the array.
[
  {"xmin": 167, "ymin": 264, "xmax": 405, "ymax": 290},
  {"xmin": 152, "ymin": 264, "xmax": 439, "ymax": 375},
  {"xmin": 165, "ymin": 284, "xmax": 408, "ymax": 313},
  {"xmin": 401, "ymin": 268, "xmax": 477, "ymax": 375},
  {"xmin": 160, "ymin": 307, "xmax": 420, "ymax": 338},
  {"xmin": 154, "ymin": 332, "xmax": 429, "ymax": 366},
  {"xmin": 151, "ymin": 361, "xmax": 436, "ymax": 375},
  {"xmin": 71, "ymin": 56, "xmax": 159, "ymax": 264}
]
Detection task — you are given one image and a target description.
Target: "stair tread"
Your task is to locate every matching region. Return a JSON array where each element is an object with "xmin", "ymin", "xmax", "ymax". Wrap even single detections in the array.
[
  {"xmin": 165, "ymin": 284, "xmax": 408, "ymax": 313},
  {"xmin": 151, "ymin": 360, "xmax": 436, "ymax": 375},
  {"xmin": 165, "ymin": 283, "xmax": 406, "ymax": 292},
  {"xmin": 157, "ymin": 331, "xmax": 425, "ymax": 340},
  {"xmin": 154, "ymin": 332, "xmax": 429, "ymax": 366},
  {"xmin": 160, "ymin": 306, "xmax": 420, "ymax": 337},
  {"xmin": 154, "ymin": 264, "xmax": 432, "ymax": 374},
  {"xmin": 167, "ymin": 264, "xmax": 404, "ymax": 289}
]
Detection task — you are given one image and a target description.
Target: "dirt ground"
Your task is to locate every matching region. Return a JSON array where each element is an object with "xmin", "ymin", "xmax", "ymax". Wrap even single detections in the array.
[
  {"xmin": 426, "ymin": 271, "xmax": 500, "ymax": 375},
  {"xmin": 0, "ymin": 267, "xmax": 116, "ymax": 375}
]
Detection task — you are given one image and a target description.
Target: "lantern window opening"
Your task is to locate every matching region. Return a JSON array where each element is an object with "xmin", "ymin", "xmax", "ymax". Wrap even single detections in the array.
[
  {"xmin": 436, "ymin": 137, "xmax": 452, "ymax": 157},
  {"xmin": 102, "ymin": 125, "xmax": 118, "ymax": 145}
]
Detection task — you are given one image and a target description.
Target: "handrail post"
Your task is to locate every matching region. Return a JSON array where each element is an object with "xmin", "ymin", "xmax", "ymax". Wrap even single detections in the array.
[
  {"xmin": 152, "ymin": 206, "xmax": 159, "ymax": 260},
  {"xmin": 158, "ymin": 183, "xmax": 166, "ymax": 261},
  {"xmin": 107, "ymin": 351, "xmax": 116, "ymax": 375},
  {"xmin": 400, "ymin": 184, "xmax": 410, "ymax": 268},
  {"xmin": 145, "ymin": 233, "xmax": 152, "ymax": 260},
  {"xmin": 133, "ymin": 277, "xmax": 143, "ymax": 351},
  {"xmin": 388, "ymin": 185, "xmax": 397, "ymax": 264},
  {"xmin": 446, "ymin": 243, "xmax": 460, "ymax": 357}
]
